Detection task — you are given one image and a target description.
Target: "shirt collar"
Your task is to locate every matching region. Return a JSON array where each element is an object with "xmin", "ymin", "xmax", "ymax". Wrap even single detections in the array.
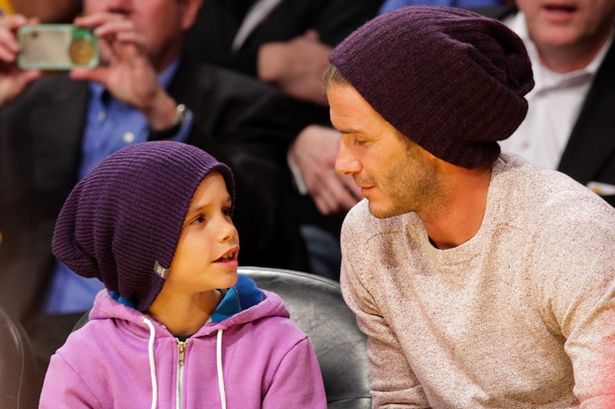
[{"xmin": 506, "ymin": 13, "xmax": 613, "ymax": 90}]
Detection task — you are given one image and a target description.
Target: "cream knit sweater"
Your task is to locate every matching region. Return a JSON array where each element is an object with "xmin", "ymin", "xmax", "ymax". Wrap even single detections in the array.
[{"xmin": 340, "ymin": 154, "xmax": 615, "ymax": 409}]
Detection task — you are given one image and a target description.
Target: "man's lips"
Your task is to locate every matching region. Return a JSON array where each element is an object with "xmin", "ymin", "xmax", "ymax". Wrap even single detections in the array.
[
  {"xmin": 542, "ymin": 3, "xmax": 578, "ymax": 23},
  {"xmin": 358, "ymin": 185, "xmax": 375, "ymax": 195}
]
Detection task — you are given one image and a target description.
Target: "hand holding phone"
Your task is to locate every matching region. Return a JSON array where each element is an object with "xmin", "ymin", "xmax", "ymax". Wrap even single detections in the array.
[
  {"xmin": 0, "ymin": 14, "xmax": 42, "ymax": 106},
  {"xmin": 17, "ymin": 24, "xmax": 99, "ymax": 70}
]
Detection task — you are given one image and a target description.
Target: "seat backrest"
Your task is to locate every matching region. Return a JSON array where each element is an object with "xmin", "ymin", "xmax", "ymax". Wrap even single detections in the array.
[
  {"xmin": 240, "ymin": 267, "xmax": 371, "ymax": 409},
  {"xmin": 0, "ymin": 307, "xmax": 39, "ymax": 409}
]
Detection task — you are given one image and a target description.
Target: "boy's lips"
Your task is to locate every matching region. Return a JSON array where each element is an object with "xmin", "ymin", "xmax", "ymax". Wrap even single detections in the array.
[{"xmin": 213, "ymin": 246, "xmax": 239, "ymax": 263}]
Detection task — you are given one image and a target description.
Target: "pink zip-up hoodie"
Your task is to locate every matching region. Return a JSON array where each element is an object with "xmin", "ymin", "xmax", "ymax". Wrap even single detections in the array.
[{"xmin": 39, "ymin": 275, "xmax": 326, "ymax": 408}]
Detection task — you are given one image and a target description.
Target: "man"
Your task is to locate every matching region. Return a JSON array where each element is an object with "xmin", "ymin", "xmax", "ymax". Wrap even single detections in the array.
[
  {"xmin": 482, "ymin": 1, "xmax": 615, "ymax": 206},
  {"xmin": 0, "ymin": 0, "xmax": 80, "ymax": 22},
  {"xmin": 326, "ymin": 7, "xmax": 615, "ymax": 408},
  {"xmin": 0, "ymin": 0, "xmax": 306, "ymax": 374}
]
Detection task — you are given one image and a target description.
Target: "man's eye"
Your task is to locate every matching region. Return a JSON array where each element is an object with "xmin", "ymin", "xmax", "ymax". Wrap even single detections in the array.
[
  {"xmin": 353, "ymin": 139, "xmax": 367, "ymax": 146},
  {"xmin": 223, "ymin": 206, "xmax": 233, "ymax": 216},
  {"xmin": 189, "ymin": 214, "xmax": 206, "ymax": 225}
]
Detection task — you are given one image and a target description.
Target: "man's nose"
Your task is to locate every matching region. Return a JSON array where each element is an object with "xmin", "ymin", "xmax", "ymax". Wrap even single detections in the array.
[{"xmin": 335, "ymin": 141, "xmax": 360, "ymax": 176}]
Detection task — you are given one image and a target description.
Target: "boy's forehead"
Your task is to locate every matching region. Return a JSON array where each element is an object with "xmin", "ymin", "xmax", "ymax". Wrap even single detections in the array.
[{"xmin": 189, "ymin": 173, "xmax": 231, "ymax": 206}]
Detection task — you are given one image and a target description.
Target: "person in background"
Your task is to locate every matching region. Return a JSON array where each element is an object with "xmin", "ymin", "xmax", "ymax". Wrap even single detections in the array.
[
  {"xmin": 186, "ymin": 0, "xmax": 382, "ymax": 105},
  {"xmin": 0, "ymin": 0, "xmax": 307, "ymax": 380},
  {"xmin": 185, "ymin": 0, "xmax": 383, "ymax": 278},
  {"xmin": 485, "ymin": 1, "xmax": 615, "ymax": 206},
  {"xmin": 40, "ymin": 141, "xmax": 326, "ymax": 409},
  {"xmin": 0, "ymin": 0, "xmax": 80, "ymax": 23},
  {"xmin": 379, "ymin": 0, "xmax": 502, "ymax": 14},
  {"xmin": 326, "ymin": 6, "xmax": 615, "ymax": 407}
]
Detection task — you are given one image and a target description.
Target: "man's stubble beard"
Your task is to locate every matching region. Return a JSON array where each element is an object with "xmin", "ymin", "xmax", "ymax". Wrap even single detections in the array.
[{"xmin": 370, "ymin": 143, "xmax": 442, "ymax": 219}]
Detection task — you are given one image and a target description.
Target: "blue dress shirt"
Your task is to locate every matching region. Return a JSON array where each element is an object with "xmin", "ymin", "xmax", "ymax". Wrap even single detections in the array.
[
  {"xmin": 43, "ymin": 59, "xmax": 193, "ymax": 314},
  {"xmin": 379, "ymin": 0, "xmax": 501, "ymax": 14}
]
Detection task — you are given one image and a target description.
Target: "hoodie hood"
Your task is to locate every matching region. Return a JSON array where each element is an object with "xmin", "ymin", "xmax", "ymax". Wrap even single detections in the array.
[{"xmin": 89, "ymin": 274, "xmax": 289, "ymax": 338}]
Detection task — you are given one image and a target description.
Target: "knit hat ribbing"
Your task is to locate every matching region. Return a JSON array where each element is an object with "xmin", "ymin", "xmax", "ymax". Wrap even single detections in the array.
[
  {"xmin": 329, "ymin": 6, "xmax": 534, "ymax": 168},
  {"xmin": 52, "ymin": 141, "xmax": 234, "ymax": 311}
]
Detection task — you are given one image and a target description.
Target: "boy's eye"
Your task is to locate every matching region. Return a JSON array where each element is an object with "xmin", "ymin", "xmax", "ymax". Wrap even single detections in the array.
[
  {"xmin": 189, "ymin": 214, "xmax": 206, "ymax": 225},
  {"xmin": 223, "ymin": 206, "xmax": 233, "ymax": 217}
]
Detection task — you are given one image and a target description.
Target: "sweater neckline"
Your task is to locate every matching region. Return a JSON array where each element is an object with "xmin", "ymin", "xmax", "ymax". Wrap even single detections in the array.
[{"xmin": 404, "ymin": 156, "xmax": 509, "ymax": 265}]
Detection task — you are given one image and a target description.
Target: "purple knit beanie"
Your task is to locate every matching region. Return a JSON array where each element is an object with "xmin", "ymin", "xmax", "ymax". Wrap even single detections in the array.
[
  {"xmin": 329, "ymin": 6, "xmax": 534, "ymax": 168},
  {"xmin": 52, "ymin": 141, "xmax": 235, "ymax": 311}
]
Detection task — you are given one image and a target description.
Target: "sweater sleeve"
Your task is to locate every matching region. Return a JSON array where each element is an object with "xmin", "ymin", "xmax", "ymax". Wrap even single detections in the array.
[
  {"xmin": 262, "ymin": 337, "xmax": 327, "ymax": 409},
  {"xmin": 39, "ymin": 352, "xmax": 102, "ymax": 409},
  {"xmin": 340, "ymin": 212, "xmax": 431, "ymax": 408},
  {"xmin": 531, "ymin": 204, "xmax": 615, "ymax": 408}
]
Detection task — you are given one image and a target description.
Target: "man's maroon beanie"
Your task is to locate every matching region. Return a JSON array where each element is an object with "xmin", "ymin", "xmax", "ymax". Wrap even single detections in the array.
[
  {"xmin": 329, "ymin": 6, "xmax": 534, "ymax": 168},
  {"xmin": 52, "ymin": 141, "xmax": 234, "ymax": 311}
]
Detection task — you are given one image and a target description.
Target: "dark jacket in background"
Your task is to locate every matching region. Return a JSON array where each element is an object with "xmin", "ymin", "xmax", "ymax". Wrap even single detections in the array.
[
  {"xmin": 479, "ymin": 5, "xmax": 615, "ymax": 206},
  {"xmin": 186, "ymin": 0, "xmax": 382, "ymax": 80}
]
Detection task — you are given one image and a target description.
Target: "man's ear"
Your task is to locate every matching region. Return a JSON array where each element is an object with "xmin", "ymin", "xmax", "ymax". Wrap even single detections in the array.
[{"xmin": 181, "ymin": 0, "xmax": 203, "ymax": 32}]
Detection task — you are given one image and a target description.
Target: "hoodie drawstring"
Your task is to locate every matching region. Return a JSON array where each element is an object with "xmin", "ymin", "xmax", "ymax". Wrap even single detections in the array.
[
  {"xmin": 216, "ymin": 329, "xmax": 227, "ymax": 409},
  {"xmin": 140, "ymin": 318, "xmax": 226, "ymax": 409},
  {"xmin": 142, "ymin": 317, "xmax": 158, "ymax": 409}
]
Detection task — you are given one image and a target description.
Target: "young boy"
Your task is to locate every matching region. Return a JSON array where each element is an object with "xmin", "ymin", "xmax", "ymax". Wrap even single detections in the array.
[{"xmin": 39, "ymin": 141, "xmax": 326, "ymax": 408}]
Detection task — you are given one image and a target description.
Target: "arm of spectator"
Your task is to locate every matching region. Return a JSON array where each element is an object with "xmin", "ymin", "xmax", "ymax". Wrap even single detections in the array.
[
  {"xmin": 340, "ymin": 223, "xmax": 432, "ymax": 407},
  {"xmin": 257, "ymin": 30, "xmax": 330, "ymax": 105},
  {"xmin": 0, "ymin": 14, "xmax": 42, "ymax": 107},
  {"xmin": 288, "ymin": 125, "xmax": 361, "ymax": 215},
  {"xmin": 70, "ymin": 12, "xmax": 179, "ymax": 131}
]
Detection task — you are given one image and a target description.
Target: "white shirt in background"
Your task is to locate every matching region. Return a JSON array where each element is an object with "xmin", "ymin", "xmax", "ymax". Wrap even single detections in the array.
[{"xmin": 500, "ymin": 13, "xmax": 613, "ymax": 170}]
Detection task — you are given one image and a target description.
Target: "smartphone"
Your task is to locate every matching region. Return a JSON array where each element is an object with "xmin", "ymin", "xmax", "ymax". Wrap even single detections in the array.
[{"xmin": 17, "ymin": 24, "xmax": 99, "ymax": 70}]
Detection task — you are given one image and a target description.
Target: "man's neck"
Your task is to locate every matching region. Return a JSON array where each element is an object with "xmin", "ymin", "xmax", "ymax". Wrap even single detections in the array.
[
  {"xmin": 420, "ymin": 167, "xmax": 492, "ymax": 249},
  {"xmin": 534, "ymin": 28, "xmax": 613, "ymax": 74}
]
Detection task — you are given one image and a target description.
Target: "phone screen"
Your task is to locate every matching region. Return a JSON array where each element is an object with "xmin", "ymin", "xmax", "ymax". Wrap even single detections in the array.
[{"xmin": 18, "ymin": 24, "xmax": 99, "ymax": 70}]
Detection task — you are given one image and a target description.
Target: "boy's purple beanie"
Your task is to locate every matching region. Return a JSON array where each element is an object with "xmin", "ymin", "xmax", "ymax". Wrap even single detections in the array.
[
  {"xmin": 52, "ymin": 141, "xmax": 234, "ymax": 311},
  {"xmin": 329, "ymin": 6, "xmax": 534, "ymax": 168}
]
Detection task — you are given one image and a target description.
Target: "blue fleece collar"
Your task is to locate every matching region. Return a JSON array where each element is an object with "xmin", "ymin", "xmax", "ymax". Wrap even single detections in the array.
[
  {"xmin": 211, "ymin": 275, "xmax": 264, "ymax": 322},
  {"xmin": 109, "ymin": 291, "xmax": 137, "ymax": 309},
  {"xmin": 108, "ymin": 274, "xmax": 264, "ymax": 322}
]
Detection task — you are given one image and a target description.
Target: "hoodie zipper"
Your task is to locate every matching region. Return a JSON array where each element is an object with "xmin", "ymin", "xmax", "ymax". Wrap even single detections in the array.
[{"xmin": 176, "ymin": 340, "xmax": 186, "ymax": 409}]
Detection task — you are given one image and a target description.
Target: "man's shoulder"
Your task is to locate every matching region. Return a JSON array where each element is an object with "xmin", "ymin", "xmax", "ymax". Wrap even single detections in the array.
[{"xmin": 495, "ymin": 154, "xmax": 615, "ymax": 234}]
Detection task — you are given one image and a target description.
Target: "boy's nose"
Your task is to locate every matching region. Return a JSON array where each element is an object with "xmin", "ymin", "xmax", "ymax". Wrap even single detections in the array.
[{"xmin": 218, "ymin": 218, "xmax": 238, "ymax": 243}]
